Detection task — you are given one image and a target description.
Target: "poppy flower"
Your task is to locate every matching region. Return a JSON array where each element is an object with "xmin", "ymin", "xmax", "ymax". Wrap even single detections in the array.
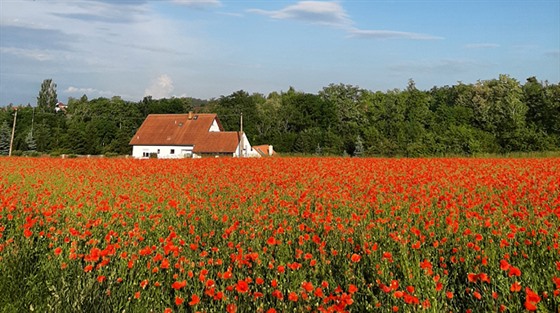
[
  {"xmin": 172, "ymin": 280, "xmax": 187, "ymax": 290},
  {"xmin": 510, "ymin": 281, "xmax": 522, "ymax": 292},
  {"xmin": 226, "ymin": 304, "xmax": 237, "ymax": 313},
  {"xmin": 508, "ymin": 266, "xmax": 521, "ymax": 277},
  {"xmin": 500, "ymin": 259, "xmax": 510, "ymax": 271},
  {"xmin": 288, "ymin": 291, "xmax": 298, "ymax": 302},
  {"xmin": 473, "ymin": 291, "xmax": 482, "ymax": 300},
  {"xmin": 236, "ymin": 280, "xmax": 249, "ymax": 293},
  {"xmin": 189, "ymin": 294, "xmax": 200, "ymax": 306},
  {"xmin": 175, "ymin": 297, "xmax": 184, "ymax": 306},
  {"xmin": 302, "ymin": 281, "xmax": 313, "ymax": 292}
]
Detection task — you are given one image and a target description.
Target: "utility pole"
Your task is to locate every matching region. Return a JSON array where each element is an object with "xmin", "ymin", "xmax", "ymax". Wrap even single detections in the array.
[
  {"xmin": 9, "ymin": 108, "xmax": 17, "ymax": 156},
  {"xmin": 239, "ymin": 112, "xmax": 244, "ymax": 157}
]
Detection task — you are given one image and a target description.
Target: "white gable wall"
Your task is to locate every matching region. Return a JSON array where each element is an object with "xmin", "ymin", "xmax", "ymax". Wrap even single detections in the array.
[
  {"xmin": 234, "ymin": 133, "xmax": 261, "ymax": 157},
  {"xmin": 132, "ymin": 145, "xmax": 194, "ymax": 159},
  {"xmin": 209, "ymin": 119, "xmax": 221, "ymax": 132}
]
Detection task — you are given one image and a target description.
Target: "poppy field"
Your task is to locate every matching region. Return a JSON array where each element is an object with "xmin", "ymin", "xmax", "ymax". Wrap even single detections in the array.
[{"xmin": 0, "ymin": 157, "xmax": 559, "ymax": 312}]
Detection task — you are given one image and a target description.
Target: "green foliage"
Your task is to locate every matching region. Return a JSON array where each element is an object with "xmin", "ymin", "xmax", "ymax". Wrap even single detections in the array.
[
  {"xmin": 2, "ymin": 75, "xmax": 559, "ymax": 156},
  {"xmin": 25, "ymin": 130, "xmax": 37, "ymax": 152},
  {"xmin": 37, "ymin": 79, "xmax": 57, "ymax": 113},
  {"xmin": 354, "ymin": 135, "xmax": 364, "ymax": 157},
  {"xmin": 0, "ymin": 121, "xmax": 10, "ymax": 155}
]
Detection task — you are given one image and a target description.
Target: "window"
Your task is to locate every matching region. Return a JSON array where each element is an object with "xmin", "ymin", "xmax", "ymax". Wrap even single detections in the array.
[
  {"xmin": 157, "ymin": 149, "xmax": 160, "ymax": 154},
  {"xmin": 170, "ymin": 149, "xmax": 175, "ymax": 154},
  {"xmin": 142, "ymin": 152, "xmax": 150, "ymax": 158}
]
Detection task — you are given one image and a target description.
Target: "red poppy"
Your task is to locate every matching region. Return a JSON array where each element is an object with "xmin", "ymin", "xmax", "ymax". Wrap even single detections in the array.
[
  {"xmin": 175, "ymin": 296, "xmax": 184, "ymax": 306},
  {"xmin": 236, "ymin": 280, "xmax": 249, "ymax": 293},
  {"xmin": 508, "ymin": 266, "xmax": 521, "ymax": 277},
  {"xmin": 288, "ymin": 291, "xmax": 298, "ymax": 302},
  {"xmin": 499, "ymin": 259, "xmax": 510, "ymax": 271},
  {"xmin": 226, "ymin": 304, "xmax": 237, "ymax": 313},
  {"xmin": 302, "ymin": 281, "xmax": 313, "ymax": 292},
  {"xmin": 510, "ymin": 281, "xmax": 522, "ymax": 292},
  {"xmin": 171, "ymin": 280, "xmax": 186, "ymax": 290},
  {"xmin": 473, "ymin": 291, "xmax": 482, "ymax": 300},
  {"xmin": 188, "ymin": 294, "xmax": 200, "ymax": 306}
]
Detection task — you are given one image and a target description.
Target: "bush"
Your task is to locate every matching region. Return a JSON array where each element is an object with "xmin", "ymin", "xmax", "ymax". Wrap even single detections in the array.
[
  {"xmin": 104, "ymin": 152, "xmax": 119, "ymax": 158},
  {"xmin": 24, "ymin": 151, "xmax": 42, "ymax": 157}
]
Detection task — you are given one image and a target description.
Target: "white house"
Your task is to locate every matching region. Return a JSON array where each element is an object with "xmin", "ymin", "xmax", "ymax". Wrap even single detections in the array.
[{"xmin": 129, "ymin": 112, "xmax": 260, "ymax": 158}]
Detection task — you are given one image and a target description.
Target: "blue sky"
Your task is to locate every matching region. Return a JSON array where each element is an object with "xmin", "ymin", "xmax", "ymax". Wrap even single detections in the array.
[{"xmin": 1, "ymin": 0, "xmax": 558, "ymax": 105}]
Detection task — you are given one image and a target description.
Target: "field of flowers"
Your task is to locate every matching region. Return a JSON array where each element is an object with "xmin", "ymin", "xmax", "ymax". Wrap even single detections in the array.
[{"xmin": 0, "ymin": 157, "xmax": 558, "ymax": 312}]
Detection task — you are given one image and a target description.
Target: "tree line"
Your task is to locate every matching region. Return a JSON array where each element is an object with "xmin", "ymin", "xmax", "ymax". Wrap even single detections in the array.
[{"xmin": 1, "ymin": 75, "xmax": 559, "ymax": 157}]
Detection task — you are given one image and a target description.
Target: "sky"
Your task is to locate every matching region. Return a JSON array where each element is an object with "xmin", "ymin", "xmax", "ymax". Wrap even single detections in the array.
[{"xmin": 1, "ymin": 0, "xmax": 559, "ymax": 105}]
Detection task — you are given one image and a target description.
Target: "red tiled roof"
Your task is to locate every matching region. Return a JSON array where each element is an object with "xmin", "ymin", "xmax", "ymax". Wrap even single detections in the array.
[{"xmin": 130, "ymin": 114, "xmax": 240, "ymax": 153}]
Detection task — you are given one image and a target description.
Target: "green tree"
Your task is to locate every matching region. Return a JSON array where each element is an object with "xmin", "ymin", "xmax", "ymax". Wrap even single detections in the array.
[
  {"xmin": 209, "ymin": 90, "xmax": 262, "ymax": 143},
  {"xmin": 401, "ymin": 79, "xmax": 433, "ymax": 156},
  {"xmin": 319, "ymin": 84, "xmax": 367, "ymax": 154},
  {"xmin": 354, "ymin": 135, "xmax": 364, "ymax": 157},
  {"xmin": 37, "ymin": 79, "xmax": 58, "ymax": 113},
  {"xmin": 25, "ymin": 130, "xmax": 37, "ymax": 152},
  {"xmin": 0, "ymin": 121, "xmax": 10, "ymax": 155},
  {"xmin": 523, "ymin": 77, "xmax": 560, "ymax": 148}
]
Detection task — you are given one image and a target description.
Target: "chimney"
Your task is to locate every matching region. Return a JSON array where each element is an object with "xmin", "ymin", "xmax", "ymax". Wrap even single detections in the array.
[
  {"xmin": 188, "ymin": 111, "xmax": 193, "ymax": 120},
  {"xmin": 268, "ymin": 145, "xmax": 273, "ymax": 156}
]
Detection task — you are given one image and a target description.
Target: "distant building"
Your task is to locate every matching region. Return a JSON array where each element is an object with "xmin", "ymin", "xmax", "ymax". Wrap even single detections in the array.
[
  {"xmin": 253, "ymin": 145, "xmax": 275, "ymax": 157},
  {"xmin": 130, "ymin": 112, "xmax": 260, "ymax": 158},
  {"xmin": 55, "ymin": 102, "xmax": 67, "ymax": 113}
]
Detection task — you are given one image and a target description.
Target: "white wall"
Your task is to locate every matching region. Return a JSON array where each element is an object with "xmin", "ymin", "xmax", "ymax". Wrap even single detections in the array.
[
  {"xmin": 234, "ymin": 133, "xmax": 261, "ymax": 157},
  {"xmin": 209, "ymin": 119, "xmax": 221, "ymax": 132},
  {"xmin": 132, "ymin": 145, "xmax": 193, "ymax": 159}
]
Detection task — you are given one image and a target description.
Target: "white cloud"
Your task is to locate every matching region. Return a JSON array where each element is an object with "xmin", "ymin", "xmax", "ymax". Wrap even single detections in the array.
[
  {"xmin": 248, "ymin": 1, "xmax": 441, "ymax": 40},
  {"xmin": 172, "ymin": 0, "xmax": 222, "ymax": 9},
  {"xmin": 248, "ymin": 1, "xmax": 352, "ymax": 28},
  {"xmin": 465, "ymin": 43, "xmax": 500, "ymax": 49},
  {"xmin": 0, "ymin": 47, "xmax": 54, "ymax": 61},
  {"xmin": 144, "ymin": 74, "xmax": 175, "ymax": 99},
  {"xmin": 349, "ymin": 29, "xmax": 443, "ymax": 40}
]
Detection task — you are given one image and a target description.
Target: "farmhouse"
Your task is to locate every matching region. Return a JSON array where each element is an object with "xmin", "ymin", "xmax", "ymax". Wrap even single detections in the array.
[{"xmin": 130, "ymin": 112, "xmax": 261, "ymax": 158}]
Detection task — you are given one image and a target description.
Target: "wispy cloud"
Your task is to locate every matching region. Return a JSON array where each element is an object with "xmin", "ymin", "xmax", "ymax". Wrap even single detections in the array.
[
  {"xmin": 389, "ymin": 59, "xmax": 481, "ymax": 75},
  {"xmin": 172, "ymin": 0, "xmax": 222, "ymax": 9},
  {"xmin": 248, "ymin": 1, "xmax": 351, "ymax": 28},
  {"xmin": 544, "ymin": 50, "xmax": 560, "ymax": 58},
  {"xmin": 465, "ymin": 43, "xmax": 500, "ymax": 49},
  {"xmin": 349, "ymin": 29, "xmax": 443, "ymax": 40},
  {"xmin": 248, "ymin": 1, "xmax": 441, "ymax": 40},
  {"xmin": 0, "ymin": 47, "xmax": 54, "ymax": 61},
  {"xmin": 64, "ymin": 86, "xmax": 116, "ymax": 98},
  {"xmin": 53, "ymin": 0, "xmax": 149, "ymax": 24}
]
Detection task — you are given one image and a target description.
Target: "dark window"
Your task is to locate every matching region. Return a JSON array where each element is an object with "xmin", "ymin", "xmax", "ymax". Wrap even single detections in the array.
[{"xmin": 170, "ymin": 149, "xmax": 175, "ymax": 154}]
